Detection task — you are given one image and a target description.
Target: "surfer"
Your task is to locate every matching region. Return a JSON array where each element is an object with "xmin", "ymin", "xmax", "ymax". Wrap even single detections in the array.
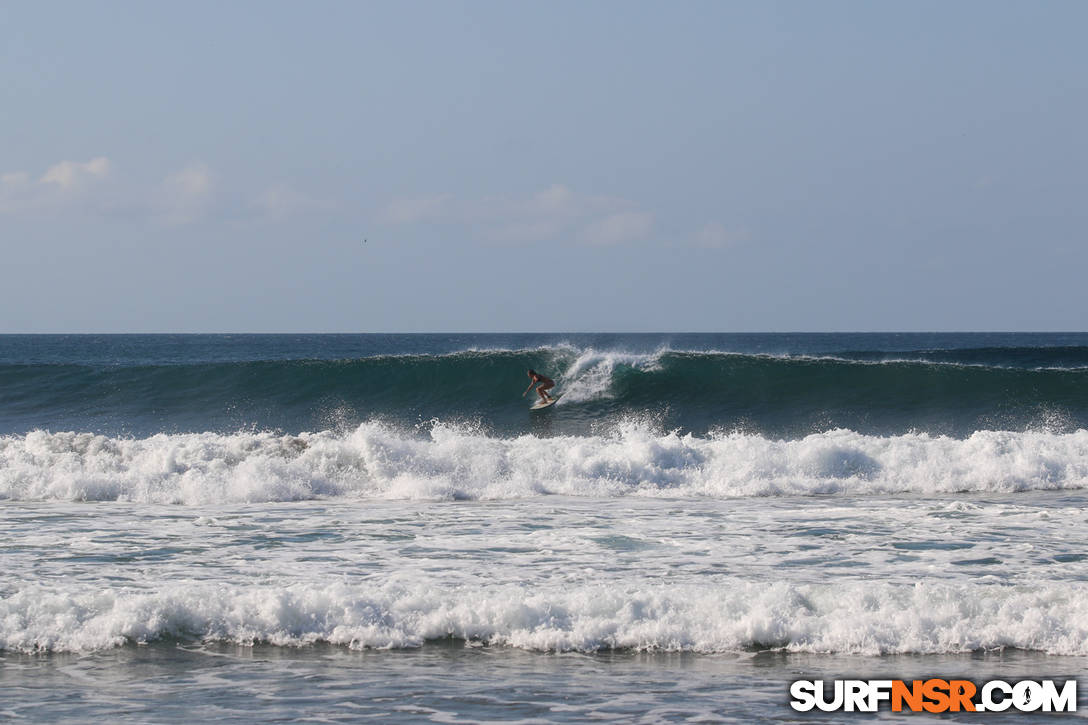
[{"xmin": 523, "ymin": 369, "xmax": 555, "ymax": 402}]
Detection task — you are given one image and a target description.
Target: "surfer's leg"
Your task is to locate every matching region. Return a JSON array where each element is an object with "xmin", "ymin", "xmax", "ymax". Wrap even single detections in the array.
[{"xmin": 540, "ymin": 382, "xmax": 554, "ymax": 400}]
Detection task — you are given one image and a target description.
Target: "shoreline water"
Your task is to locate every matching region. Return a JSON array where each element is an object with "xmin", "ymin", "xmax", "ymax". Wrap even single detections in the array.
[{"xmin": 5, "ymin": 644, "xmax": 1087, "ymax": 723}]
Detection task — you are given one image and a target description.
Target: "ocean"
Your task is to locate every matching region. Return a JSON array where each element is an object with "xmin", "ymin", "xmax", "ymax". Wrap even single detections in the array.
[{"xmin": 3, "ymin": 333, "xmax": 1088, "ymax": 722}]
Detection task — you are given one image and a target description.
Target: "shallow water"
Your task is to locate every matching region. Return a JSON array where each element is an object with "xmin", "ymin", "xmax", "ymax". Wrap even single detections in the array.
[
  {"xmin": 5, "ymin": 493, "xmax": 1088, "ymax": 657},
  {"xmin": 5, "ymin": 645, "xmax": 1087, "ymax": 723}
]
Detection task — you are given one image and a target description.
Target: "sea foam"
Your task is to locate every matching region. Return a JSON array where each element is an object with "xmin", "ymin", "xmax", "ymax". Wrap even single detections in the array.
[
  {"xmin": 4, "ymin": 579, "xmax": 1088, "ymax": 655},
  {"xmin": 2, "ymin": 423, "xmax": 1088, "ymax": 504}
]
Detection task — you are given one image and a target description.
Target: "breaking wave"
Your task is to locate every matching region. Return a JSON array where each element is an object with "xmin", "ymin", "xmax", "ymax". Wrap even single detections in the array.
[
  {"xmin": 3, "ymin": 422, "xmax": 1088, "ymax": 504},
  {"xmin": 4, "ymin": 346, "xmax": 1088, "ymax": 437},
  {"xmin": 5, "ymin": 579, "xmax": 1088, "ymax": 655}
]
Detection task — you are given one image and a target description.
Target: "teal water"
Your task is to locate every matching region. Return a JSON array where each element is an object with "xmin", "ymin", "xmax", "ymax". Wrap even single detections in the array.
[{"xmin": 2, "ymin": 333, "xmax": 1088, "ymax": 437}]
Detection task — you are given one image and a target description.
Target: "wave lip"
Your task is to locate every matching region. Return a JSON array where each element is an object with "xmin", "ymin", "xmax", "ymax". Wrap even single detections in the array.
[
  {"xmin": 4, "ymin": 580, "xmax": 1088, "ymax": 655},
  {"xmin": 3, "ymin": 423, "xmax": 1088, "ymax": 504}
]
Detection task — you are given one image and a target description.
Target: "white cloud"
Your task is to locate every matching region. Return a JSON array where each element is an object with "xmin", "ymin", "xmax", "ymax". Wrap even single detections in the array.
[
  {"xmin": 1, "ymin": 158, "xmax": 112, "ymax": 215},
  {"xmin": 486, "ymin": 218, "xmax": 567, "ymax": 244},
  {"xmin": 578, "ymin": 210, "xmax": 653, "ymax": 246},
  {"xmin": 694, "ymin": 222, "xmax": 748, "ymax": 249},
  {"xmin": 384, "ymin": 194, "xmax": 453, "ymax": 224},
  {"xmin": 165, "ymin": 162, "xmax": 212, "ymax": 198},
  {"xmin": 254, "ymin": 185, "xmax": 335, "ymax": 217},
  {"xmin": 160, "ymin": 162, "xmax": 213, "ymax": 224},
  {"xmin": 39, "ymin": 157, "xmax": 111, "ymax": 188},
  {"xmin": 473, "ymin": 184, "xmax": 631, "ymax": 224},
  {"xmin": 0, "ymin": 177, "xmax": 32, "ymax": 214},
  {"xmin": 526, "ymin": 183, "xmax": 574, "ymax": 214},
  {"xmin": 384, "ymin": 184, "xmax": 653, "ymax": 245},
  {"xmin": 696, "ymin": 222, "xmax": 728, "ymax": 248},
  {"xmin": 2, "ymin": 157, "xmax": 330, "ymax": 224},
  {"xmin": 2, "ymin": 171, "xmax": 30, "ymax": 187}
]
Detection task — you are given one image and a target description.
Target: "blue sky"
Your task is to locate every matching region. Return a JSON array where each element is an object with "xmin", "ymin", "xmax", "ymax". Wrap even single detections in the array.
[{"xmin": 2, "ymin": 0, "xmax": 1086, "ymax": 332}]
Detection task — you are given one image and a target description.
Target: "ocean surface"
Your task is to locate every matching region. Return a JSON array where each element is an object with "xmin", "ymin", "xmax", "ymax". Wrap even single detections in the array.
[{"xmin": 3, "ymin": 333, "xmax": 1088, "ymax": 722}]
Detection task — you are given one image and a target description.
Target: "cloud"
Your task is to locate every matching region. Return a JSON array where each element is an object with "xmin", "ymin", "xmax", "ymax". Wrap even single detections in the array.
[
  {"xmin": 165, "ymin": 162, "xmax": 212, "ymax": 198},
  {"xmin": 160, "ymin": 162, "xmax": 213, "ymax": 224},
  {"xmin": 384, "ymin": 194, "xmax": 453, "ymax": 224},
  {"xmin": 487, "ymin": 218, "xmax": 567, "ymax": 244},
  {"xmin": 2, "ymin": 171, "xmax": 30, "ymax": 187},
  {"xmin": 578, "ymin": 210, "xmax": 653, "ymax": 246},
  {"xmin": 1, "ymin": 157, "xmax": 112, "ymax": 215},
  {"xmin": 254, "ymin": 185, "xmax": 336, "ymax": 217},
  {"xmin": 39, "ymin": 157, "xmax": 111, "ymax": 188},
  {"xmin": 384, "ymin": 184, "xmax": 653, "ymax": 245},
  {"xmin": 2, "ymin": 157, "xmax": 333, "ymax": 225},
  {"xmin": 694, "ymin": 222, "xmax": 748, "ymax": 249},
  {"xmin": 524, "ymin": 183, "xmax": 574, "ymax": 214},
  {"xmin": 485, "ymin": 183, "xmax": 579, "ymax": 220}
]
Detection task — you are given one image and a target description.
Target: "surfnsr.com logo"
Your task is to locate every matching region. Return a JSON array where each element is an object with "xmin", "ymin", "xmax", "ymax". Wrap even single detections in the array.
[{"xmin": 790, "ymin": 679, "xmax": 1077, "ymax": 713}]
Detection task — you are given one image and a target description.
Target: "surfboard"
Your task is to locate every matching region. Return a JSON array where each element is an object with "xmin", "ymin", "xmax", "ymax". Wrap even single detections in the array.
[{"xmin": 530, "ymin": 394, "xmax": 561, "ymax": 410}]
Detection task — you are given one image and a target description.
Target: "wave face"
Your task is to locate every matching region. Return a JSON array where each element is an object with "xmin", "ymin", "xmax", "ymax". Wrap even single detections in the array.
[
  {"xmin": 4, "ymin": 340, "xmax": 1088, "ymax": 438},
  {"xmin": 4, "ymin": 423, "xmax": 1088, "ymax": 504}
]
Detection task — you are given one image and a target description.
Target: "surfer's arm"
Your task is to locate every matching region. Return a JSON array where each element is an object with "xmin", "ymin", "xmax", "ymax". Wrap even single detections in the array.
[{"xmin": 522, "ymin": 381, "xmax": 536, "ymax": 397}]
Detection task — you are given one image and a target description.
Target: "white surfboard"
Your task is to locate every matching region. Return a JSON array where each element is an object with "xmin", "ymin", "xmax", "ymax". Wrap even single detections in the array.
[{"xmin": 530, "ymin": 394, "xmax": 561, "ymax": 410}]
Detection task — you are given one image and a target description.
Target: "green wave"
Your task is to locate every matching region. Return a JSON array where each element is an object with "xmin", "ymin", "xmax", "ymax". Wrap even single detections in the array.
[{"xmin": 2, "ymin": 348, "xmax": 1087, "ymax": 437}]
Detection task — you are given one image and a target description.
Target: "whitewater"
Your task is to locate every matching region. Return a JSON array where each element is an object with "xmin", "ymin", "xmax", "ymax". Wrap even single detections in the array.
[
  {"xmin": 4, "ymin": 423, "xmax": 1088, "ymax": 503},
  {"xmin": 9, "ymin": 490, "xmax": 1088, "ymax": 654},
  {"xmin": 4, "ymin": 333, "xmax": 1088, "ymax": 722}
]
